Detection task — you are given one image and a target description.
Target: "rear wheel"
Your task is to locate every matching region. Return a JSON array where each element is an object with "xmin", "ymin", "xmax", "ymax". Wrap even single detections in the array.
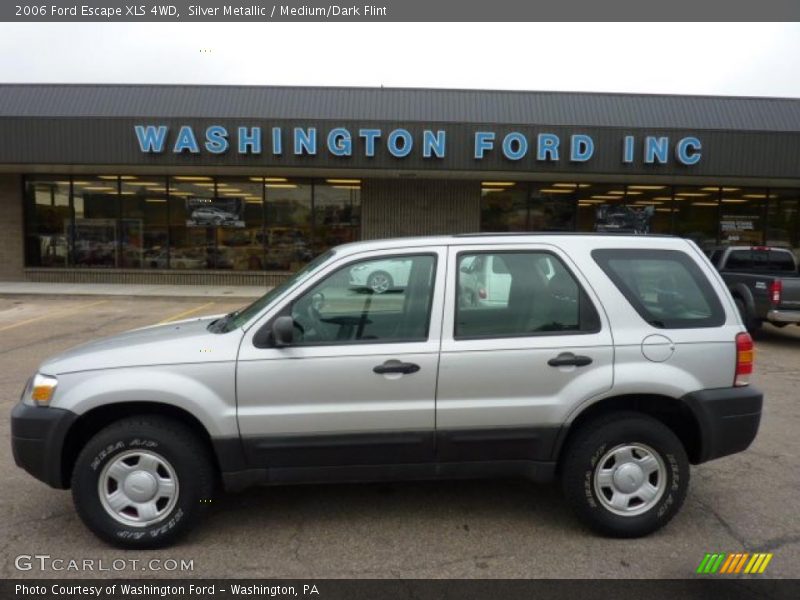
[
  {"xmin": 561, "ymin": 412, "xmax": 689, "ymax": 538},
  {"xmin": 71, "ymin": 416, "xmax": 215, "ymax": 549},
  {"xmin": 734, "ymin": 297, "xmax": 761, "ymax": 333}
]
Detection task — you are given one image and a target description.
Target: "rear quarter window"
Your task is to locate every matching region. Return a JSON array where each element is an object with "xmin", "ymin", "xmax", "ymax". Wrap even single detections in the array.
[{"xmin": 592, "ymin": 249, "xmax": 725, "ymax": 329}]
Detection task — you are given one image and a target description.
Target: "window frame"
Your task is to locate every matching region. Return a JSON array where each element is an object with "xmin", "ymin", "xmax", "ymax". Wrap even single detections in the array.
[
  {"xmin": 254, "ymin": 251, "xmax": 439, "ymax": 348},
  {"xmin": 591, "ymin": 248, "xmax": 726, "ymax": 330},
  {"xmin": 453, "ymin": 249, "xmax": 602, "ymax": 341}
]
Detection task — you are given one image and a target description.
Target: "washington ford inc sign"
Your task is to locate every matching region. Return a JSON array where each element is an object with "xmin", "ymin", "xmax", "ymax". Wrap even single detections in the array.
[{"xmin": 134, "ymin": 125, "xmax": 703, "ymax": 165}]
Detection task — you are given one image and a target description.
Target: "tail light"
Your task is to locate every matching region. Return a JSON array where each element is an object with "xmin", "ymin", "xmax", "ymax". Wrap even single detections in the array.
[
  {"xmin": 769, "ymin": 279, "xmax": 782, "ymax": 305},
  {"xmin": 735, "ymin": 332, "xmax": 754, "ymax": 387},
  {"xmin": 478, "ymin": 287, "xmax": 487, "ymax": 300}
]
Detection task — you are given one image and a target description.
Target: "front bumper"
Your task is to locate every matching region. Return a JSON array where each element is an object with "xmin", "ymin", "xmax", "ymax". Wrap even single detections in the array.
[
  {"xmin": 681, "ymin": 386, "xmax": 763, "ymax": 464},
  {"xmin": 766, "ymin": 309, "xmax": 800, "ymax": 324},
  {"xmin": 11, "ymin": 402, "xmax": 78, "ymax": 489}
]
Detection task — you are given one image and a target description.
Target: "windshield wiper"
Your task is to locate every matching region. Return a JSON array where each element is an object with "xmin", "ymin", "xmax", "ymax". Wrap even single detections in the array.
[{"xmin": 208, "ymin": 310, "xmax": 240, "ymax": 333}]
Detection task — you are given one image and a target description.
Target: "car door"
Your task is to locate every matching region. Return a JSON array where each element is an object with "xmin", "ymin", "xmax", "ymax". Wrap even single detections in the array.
[
  {"xmin": 236, "ymin": 247, "xmax": 446, "ymax": 468},
  {"xmin": 436, "ymin": 243, "xmax": 614, "ymax": 463}
]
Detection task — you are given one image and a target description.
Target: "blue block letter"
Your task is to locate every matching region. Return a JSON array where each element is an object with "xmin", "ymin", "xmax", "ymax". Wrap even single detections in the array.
[
  {"xmin": 134, "ymin": 125, "xmax": 168, "ymax": 153},
  {"xmin": 173, "ymin": 126, "xmax": 200, "ymax": 154},
  {"xmin": 474, "ymin": 132, "xmax": 495, "ymax": 159}
]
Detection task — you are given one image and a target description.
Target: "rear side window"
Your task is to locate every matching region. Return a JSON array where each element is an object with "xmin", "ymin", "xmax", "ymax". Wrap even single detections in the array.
[
  {"xmin": 769, "ymin": 250, "xmax": 797, "ymax": 272},
  {"xmin": 455, "ymin": 250, "xmax": 601, "ymax": 339},
  {"xmin": 592, "ymin": 249, "xmax": 725, "ymax": 329}
]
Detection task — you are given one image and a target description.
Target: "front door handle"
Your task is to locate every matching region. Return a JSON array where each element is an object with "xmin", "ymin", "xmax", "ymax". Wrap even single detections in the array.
[
  {"xmin": 373, "ymin": 360, "xmax": 421, "ymax": 375},
  {"xmin": 547, "ymin": 352, "xmax": 593, "ymax": 367}
]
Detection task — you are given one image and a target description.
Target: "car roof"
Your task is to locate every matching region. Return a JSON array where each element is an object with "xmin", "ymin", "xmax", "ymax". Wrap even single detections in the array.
[{"xmin": 332, "ymin": 233, "xmax": 691, "ymax": 257}]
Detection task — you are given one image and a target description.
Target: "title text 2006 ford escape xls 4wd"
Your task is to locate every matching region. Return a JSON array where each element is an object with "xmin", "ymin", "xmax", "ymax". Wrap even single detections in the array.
[{"xmin": 11, "ymin": 234, "xmax": 762, "ymax": 548}]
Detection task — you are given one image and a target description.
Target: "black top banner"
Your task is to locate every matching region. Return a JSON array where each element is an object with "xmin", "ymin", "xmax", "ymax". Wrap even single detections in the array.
[{"xmin": 4, "ymin": 0, "xmax": 800, "ymax": 22}]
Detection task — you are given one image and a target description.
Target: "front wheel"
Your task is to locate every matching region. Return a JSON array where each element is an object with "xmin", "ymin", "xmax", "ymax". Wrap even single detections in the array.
[
  {"xmin": 561, "ymin": 412, "xmax": 689, "ymax": 538},
  {"xmin": 71, "ymin": 416, "xmax": 215, "ymax": 549}
]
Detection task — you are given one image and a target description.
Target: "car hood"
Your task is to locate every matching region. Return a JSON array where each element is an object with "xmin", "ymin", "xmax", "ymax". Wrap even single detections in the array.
[{"xmin": 39, "ymin": 315, "xmax": 240, "ymax": 375}]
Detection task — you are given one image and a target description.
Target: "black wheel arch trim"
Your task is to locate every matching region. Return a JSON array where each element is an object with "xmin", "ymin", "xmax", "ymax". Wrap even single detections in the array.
[{"xmin": 553, "ymin": 387, "xmax": 763, "ymax": 466}]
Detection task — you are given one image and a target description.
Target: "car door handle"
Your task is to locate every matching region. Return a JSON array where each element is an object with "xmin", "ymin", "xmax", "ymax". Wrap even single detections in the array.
[
  {"xmin": 547, "ymin": 352, "xmax": 593, "ymax": 367},
  {"xmin": 373, "ymin": 361, "xmax": 421, "ymax": 375}
]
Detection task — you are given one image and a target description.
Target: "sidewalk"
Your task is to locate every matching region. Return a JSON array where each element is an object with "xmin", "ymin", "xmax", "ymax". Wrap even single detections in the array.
[{"xmin": 0, "ymin": 281, "xmax": 267, "ymax": 299}]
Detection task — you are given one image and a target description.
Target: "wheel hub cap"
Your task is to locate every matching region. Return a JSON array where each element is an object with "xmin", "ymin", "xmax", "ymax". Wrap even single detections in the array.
[
  {"xmin": 123, "ymin": 471, "xmax": 158, "ymax": 503},
  {"xmin": 612, "ymin": 463, "xmax": 645, "ymax": 493},
  {"xmin": 98, "ymin": 449, "xmax": 179, "ymax": 528},
  {"xmin": 593, "ymin": 443, "xmax": 667, "ymax": 517}
]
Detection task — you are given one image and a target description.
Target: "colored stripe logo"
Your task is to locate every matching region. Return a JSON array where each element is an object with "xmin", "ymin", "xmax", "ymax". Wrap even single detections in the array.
[{"xmin": 696, "ymin": 552, "xmax": 773, "ymax": 574}]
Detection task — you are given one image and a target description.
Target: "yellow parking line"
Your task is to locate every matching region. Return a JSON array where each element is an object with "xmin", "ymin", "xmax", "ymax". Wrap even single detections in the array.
[
  {"xmin": 158, "ymin": 302, "xmax": 215, "ymax": 324},
  {"xmin": 0, "ymin": 299, "xmax": 110, "ymax": 333}
]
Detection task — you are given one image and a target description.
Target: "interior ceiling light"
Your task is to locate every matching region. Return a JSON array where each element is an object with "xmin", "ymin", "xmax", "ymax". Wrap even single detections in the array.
[
  {"xmin": 481, "ymin": 181, "xmax": 516, "ymax": 187},
  {"xmin": 627, "ymin": 185, "xmax": 667, "ymax": 190},
  {"xmin": 173, "ymin": 176, "xmax": 212, "ymax": 181},
  {"xmin": 326, "ymin": 179, "xmax": 362, "ymax": 184}
]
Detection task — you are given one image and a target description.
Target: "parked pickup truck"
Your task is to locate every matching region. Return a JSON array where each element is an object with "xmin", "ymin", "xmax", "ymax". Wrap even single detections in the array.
[{"xmin": 707, "ymin": 246, "xmax": 800, "ymax": 332}]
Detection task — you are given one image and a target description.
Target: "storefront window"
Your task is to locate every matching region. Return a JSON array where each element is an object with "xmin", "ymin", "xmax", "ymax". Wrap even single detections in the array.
[
  {"xmin": 530, "ymin": 183, "xmax": 578, "ymax": 231},
  {"xmin": 719, "ymin": 187, "xmax": 768, "ymax": 246},
  {"xmin": 24, "ymin": 177, "xmax": 71, "ymax": 267},
  {"xmin": 120, "ymin": 176, "xmax": 168, "ymax": 269},
  {"xmin": 480, "ymin": 182, "xmax": 528, "ymax": 231},
  {"xmin": 217, "ymin": 178, "xmax": 266, "ymax": 271},
  {"xmin": 264, "ymin": 179, "xmax": 313, "ymax": 270},
  {"xmin": 673, "ymin": 186, "xmax": 720, "ymax": 252},
  {"xmin": 72, "ymin": 177, "xmax": 120, "ymax": 268},
  {"xmin": 314, "ymin": 179, "xmax": 361, "ymax": 255},
  {"xmin": 168, "ymin": 176, "xmax": 218, "ymax": 269},
  {"xmin": 767, "ymin": 189, "xmax": 800, "ymax": 258}
]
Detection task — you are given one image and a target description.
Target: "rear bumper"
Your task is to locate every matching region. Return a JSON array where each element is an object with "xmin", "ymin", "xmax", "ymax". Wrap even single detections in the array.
[
  {"xmin": 11, "ymin": 402, "xmax": 77, "ymax": 489},
  {"xmin": 682, "ymin": 386, "xmax": 763, "ymax": 464},
  {"xmin": 766, "ymin": 309, "xmax": 800, "ymax": 324}
]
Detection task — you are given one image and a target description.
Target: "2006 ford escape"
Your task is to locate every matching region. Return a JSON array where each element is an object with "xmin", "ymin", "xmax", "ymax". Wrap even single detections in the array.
[{"xmin": 11, "ymin": 234, "xmax": 763, "ymax": 548}]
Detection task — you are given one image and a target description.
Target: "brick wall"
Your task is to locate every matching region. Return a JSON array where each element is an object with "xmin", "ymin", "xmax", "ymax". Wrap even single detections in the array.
[
  {"xmin": 361, "ymin": 179, "xmax": 481, "ymax": 240},
  {"xmin": 0, "ymin": 174, "xmax": 24, "ymax": 280}
]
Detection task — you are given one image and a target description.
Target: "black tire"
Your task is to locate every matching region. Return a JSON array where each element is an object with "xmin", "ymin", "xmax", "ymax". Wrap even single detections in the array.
[
  {"xmin": 561, "ymin": 412, "xmax": 689, "ymax": 538},
  {"xmin": 367, "ymin": 270, "xmax": 393, "ymax": 294},
  {"xmin": 734, "ymin": 297, "xmax": 761, "ymax": 333},
  {"xmin": 71, "ymin": 416, "xmax": 215, "ymax": 549}
]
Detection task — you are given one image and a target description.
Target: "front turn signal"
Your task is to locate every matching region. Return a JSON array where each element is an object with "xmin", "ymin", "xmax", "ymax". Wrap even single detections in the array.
[{"xmin": 31, "ymin": 373, "xmax": 58, "ymax": 405}]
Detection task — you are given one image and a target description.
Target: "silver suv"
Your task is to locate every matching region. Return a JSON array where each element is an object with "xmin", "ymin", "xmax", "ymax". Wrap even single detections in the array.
[{"xmin": 11, "ymin": 234, "xmax": 763, "ymax": 548}]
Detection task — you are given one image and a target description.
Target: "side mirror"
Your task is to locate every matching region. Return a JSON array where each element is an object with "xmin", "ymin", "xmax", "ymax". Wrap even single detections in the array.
[{"xmin": 271, "ymin": 316, "xmax": 294, "ymax": 347}]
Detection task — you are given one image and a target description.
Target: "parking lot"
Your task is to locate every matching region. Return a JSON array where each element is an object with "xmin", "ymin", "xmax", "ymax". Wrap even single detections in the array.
[{"xmin": 1, "ymin": 294, "xmax": 798, "ymax": 579}]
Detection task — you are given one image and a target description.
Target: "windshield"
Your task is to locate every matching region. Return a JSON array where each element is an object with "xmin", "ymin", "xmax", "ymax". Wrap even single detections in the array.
[{"xmin": 211, "ymin": 250, "xmax": 335, "ymax": 333}]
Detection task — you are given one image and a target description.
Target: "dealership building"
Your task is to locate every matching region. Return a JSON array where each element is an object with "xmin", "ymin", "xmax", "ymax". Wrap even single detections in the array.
[{"xmin": 0, "ymin": 83, "xmax": 799, "ymax": 286}]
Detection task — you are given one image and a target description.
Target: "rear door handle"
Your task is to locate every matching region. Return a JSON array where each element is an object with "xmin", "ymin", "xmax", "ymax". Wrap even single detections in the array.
[
  {"xmin": 547, "ymin": 352, "xmax": 593, "ymax": 367},
  {"xmin": 373, "ymin": 360, "xmax": 421, "ymax": 375}
]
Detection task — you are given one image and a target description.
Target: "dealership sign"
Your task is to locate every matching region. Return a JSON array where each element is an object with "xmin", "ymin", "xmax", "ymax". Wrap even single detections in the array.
[{"xmin": 134, "ymin": 125, "xmax": 702, "ymax": 165}]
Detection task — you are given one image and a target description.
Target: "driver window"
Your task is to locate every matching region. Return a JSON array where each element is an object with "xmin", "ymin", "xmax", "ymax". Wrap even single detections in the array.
[{"xmin": 290, "ymin": 254, "xmax": 436, "ymax": 345}]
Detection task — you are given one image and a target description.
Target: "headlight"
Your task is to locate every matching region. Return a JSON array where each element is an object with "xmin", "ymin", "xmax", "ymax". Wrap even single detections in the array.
[{"xmin": 31, "ymin": 373, "xmax": 58, "ymax": 406}]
